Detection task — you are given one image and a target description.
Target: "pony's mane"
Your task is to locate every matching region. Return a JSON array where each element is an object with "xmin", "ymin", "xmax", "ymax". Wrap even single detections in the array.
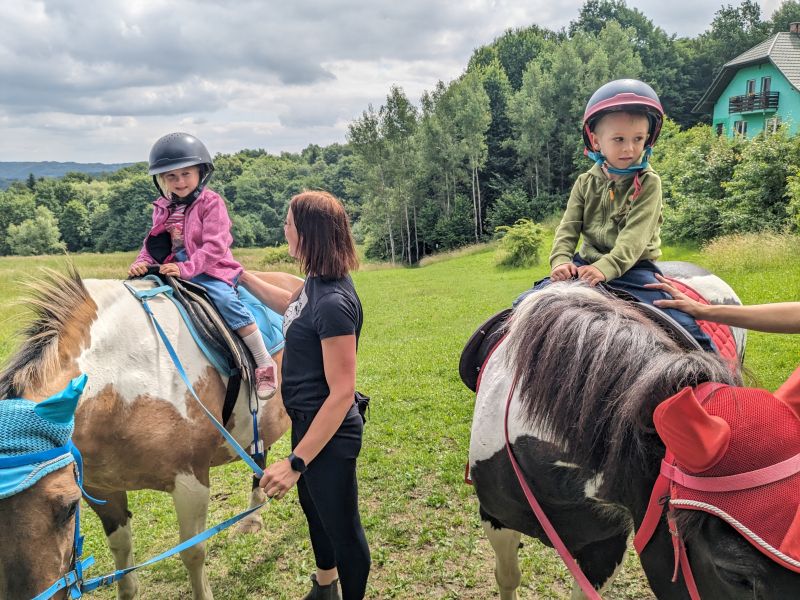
[
  {"xmin": 0, "ymin": 267, "xmax": 91, "ymax": 399},
  {"xmin": 505, "ymin": 281, "xmax": 741, "ymax": 494}
]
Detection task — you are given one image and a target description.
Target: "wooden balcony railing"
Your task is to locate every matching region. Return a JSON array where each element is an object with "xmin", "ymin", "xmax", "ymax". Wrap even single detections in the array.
[{"xmin": 729, "ymin": 91, "xmax": 779, "ymax": 113}]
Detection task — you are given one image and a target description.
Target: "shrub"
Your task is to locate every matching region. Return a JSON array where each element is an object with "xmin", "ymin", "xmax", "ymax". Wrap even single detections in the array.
[
  {"xmin": 487, "ymin": 188, "xmax": 567, "ymax": 231},
  {"xmin": 260, "ymin": 245, "xmax": 294, "ymax": 268},
  {"xmin": 494, "ymin": 218, "xmax": 544, "ymax": 268},
  {"xmin": 6, "ymin": 206, "xmax": 66, "ymax": 255}
]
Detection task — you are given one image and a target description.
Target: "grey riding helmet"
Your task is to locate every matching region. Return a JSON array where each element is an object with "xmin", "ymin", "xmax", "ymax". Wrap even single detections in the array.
[{"xmin": 148, "ymin": 132, "xmax": 215, "ymax": 203}]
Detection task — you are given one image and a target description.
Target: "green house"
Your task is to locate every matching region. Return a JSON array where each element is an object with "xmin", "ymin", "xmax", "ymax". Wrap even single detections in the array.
[{"xmin": 694, "ymin": 24, "xmax": 800, "ymax": 137}]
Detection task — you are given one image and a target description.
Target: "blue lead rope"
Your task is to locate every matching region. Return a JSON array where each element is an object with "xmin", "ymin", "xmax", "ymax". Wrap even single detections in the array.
[{"xmin": 31, "ymin": 499, "xmax": 268, "ymax": 600}]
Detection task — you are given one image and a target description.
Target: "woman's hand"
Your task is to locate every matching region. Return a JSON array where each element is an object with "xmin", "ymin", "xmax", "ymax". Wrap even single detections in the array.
[
  {"xmin": 259, "ymin": 458, "xmax": 301, "ymax": 500},
  {"xmin": 128, "ymin": 262, "xmax": 150, "ymax": 277},
  {"xmin": 159, "ymin": 263, "xmax": 181, "ymax": 277},
  {"xmin": 550, "ymin": 263, "xmax": 578, "ymax": 282},
  {"xmin": 577, "ymin": 264, "xmax": 606, "ymax": 287},
  {"xmin": 646, "ymin": 274, "xmax": 706, "ymax": 318}
]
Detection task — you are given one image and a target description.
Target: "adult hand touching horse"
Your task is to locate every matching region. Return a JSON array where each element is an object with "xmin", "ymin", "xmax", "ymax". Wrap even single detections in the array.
[{"xmin": 647, "ymin": 273, "xmax": 800, "ymax": 334}]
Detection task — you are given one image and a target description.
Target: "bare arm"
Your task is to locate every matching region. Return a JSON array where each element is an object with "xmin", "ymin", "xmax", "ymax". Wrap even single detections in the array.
[
  {"xmin": 647, "ymin": 274, "xmax": 800, "ymax": 334},
  {"xmin": 238, "ymin": 270, "xmax": 298, "ymax": 315}
]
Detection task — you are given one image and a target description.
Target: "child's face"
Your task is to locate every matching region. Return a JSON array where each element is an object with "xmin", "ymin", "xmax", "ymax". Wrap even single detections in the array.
[
  {"xmin": 163, "ymin": 166, "xmax": 200, "ymax": 198},
  {"xmin": 589, "ymin": 112, "xmax": 650, "ymax": 170}
]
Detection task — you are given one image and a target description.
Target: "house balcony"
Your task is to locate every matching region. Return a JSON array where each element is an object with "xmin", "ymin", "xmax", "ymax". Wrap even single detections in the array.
[{"xmin": 728, "ymin": 91, "xmax": 779, "ymax": 114}]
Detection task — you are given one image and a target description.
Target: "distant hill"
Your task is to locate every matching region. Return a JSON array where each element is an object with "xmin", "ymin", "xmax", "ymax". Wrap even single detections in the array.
[{"xmin": 0, "ymin": 161, "xmax": 134, "ymax": 189}]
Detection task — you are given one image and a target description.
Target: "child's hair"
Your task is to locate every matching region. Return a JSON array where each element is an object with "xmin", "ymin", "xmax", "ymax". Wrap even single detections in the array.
[
  {"xmin": 289, "ymin": 191, "xmax": 359, "ymax": 279},
  {"xmin": 156, "ymin": 173, "xmax": 170, "ymax": 196}
]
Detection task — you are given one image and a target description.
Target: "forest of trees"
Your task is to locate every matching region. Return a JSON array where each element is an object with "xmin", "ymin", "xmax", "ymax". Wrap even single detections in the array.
[{"xmin": 3, "ymin": 0, "xmax": 800, "ymax": 259}]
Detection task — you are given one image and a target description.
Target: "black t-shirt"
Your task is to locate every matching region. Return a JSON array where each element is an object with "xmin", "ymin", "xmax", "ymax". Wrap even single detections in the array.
[{"xmin": 281, "ymin": 275, "xmax": 363, "ymax": 412}]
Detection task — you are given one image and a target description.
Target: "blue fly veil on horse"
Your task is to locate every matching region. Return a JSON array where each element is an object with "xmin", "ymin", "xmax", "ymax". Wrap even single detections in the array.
[{"xmin": 0, "ymin": 374, "xmax": 86, "ymax": 499}]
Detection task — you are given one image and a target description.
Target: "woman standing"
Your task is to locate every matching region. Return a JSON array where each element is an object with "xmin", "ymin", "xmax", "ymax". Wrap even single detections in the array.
[{"xmin": 239, "ymin": 191, "xmax": 369, "ymax": 600}]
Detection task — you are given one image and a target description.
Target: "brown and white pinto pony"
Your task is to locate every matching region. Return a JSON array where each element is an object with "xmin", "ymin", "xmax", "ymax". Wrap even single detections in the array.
[
  {"xmin": 0, "ymin": 268, "xmax": 299, "ymax": 600},
  {"xmin": 470, "ymin": 264, "xmax": 800, "ymax": 598}
]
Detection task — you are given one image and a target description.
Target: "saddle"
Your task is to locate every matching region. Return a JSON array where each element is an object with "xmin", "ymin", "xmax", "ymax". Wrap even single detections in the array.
[
  {"xmin": 139, "ymin": 268, "xmax": 254, "ymax": 424},
  {"xmin": 458, "ymin": 283, "xmax": 703, "ymax": 393}
]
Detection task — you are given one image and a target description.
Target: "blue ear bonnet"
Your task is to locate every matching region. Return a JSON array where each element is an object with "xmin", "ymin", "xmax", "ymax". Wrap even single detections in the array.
[{"xmin": 0, "ymin": 374, "xmax": 87, "ymax": 499}]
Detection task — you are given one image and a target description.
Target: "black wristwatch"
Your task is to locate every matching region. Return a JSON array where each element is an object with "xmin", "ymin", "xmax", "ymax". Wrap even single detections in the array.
[{"xmin": 288, "ymin": 452, "xmax": 307, "ymax": 474}]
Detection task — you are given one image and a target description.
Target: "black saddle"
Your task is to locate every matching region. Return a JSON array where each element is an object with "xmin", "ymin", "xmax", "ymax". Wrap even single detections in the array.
[{"xmin": 458, "ymin": 308, "xmax": 512, "ymax": 392}]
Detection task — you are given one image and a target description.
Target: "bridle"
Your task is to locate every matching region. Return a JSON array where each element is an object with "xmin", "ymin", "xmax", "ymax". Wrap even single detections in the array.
[{"xmin": 0, "ymin": 440, "xmax": 99, "ymax": 600}]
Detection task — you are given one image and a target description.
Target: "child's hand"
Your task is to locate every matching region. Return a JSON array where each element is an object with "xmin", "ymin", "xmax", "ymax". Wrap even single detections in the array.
[
  {"xmin": 551, "ymin": 263, "xmax": 578, "ymax": 281},
  {"xmin": 159, "ymin": 263, "xmax": 181, "ymax": 277},
  {"xmin": 577, "ymin": 265, "xmax": 605, "ymax": 286},
  {"xmin": 128, "ymin": 262, "xmax": 149, "ymax": 277}
]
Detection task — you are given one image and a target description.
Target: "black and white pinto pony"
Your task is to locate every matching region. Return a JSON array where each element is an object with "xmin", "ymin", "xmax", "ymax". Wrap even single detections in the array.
[{"xmin": 469, "ymin": 263, "xmax": 800, "ymax": 598}]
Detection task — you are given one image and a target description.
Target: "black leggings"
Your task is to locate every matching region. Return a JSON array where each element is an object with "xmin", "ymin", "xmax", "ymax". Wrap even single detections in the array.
[{"xmin": 290, "ymin": 404, "xmax": 371, "ymax": 600}]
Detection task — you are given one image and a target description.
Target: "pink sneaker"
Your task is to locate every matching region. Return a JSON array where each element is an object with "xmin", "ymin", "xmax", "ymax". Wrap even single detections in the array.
[{"xmin": 254, "ymin": 365, "xmax": 277, "ymax": 400}]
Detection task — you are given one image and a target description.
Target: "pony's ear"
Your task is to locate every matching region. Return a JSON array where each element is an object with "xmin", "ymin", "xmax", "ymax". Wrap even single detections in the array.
[
  {"xmin": 653, "ymin": 386, "xmax": 731, "ymax": 473},
  {"xmin": 775, "ymin": 367, "xmax": 800, "ymax": 421},
  {"xmin": 33, "ymin": 374, "xmax": 87, "ymax": 424}
]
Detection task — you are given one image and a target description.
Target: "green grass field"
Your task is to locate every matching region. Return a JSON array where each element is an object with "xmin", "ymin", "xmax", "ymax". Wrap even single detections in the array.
[{"xmin": 0, "ymin": 237, "xmax": 798, "ymax": 599}]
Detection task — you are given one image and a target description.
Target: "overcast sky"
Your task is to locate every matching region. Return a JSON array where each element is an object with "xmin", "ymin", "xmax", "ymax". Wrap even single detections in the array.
[{"xmin": 0, "ymin": 0, "xmax": 785, "ymax": 163}]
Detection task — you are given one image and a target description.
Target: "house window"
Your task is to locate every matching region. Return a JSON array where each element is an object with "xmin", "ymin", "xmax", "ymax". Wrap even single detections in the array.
[
  {"xmin": 766, "ymin": 116, "xmax": 781, "ymax": 134},
  {"xmin": 762, "ymin": 77, "xmax": 771, "ymax": 93},
  {"xmin": 734, "ymin": 120, "xmax": 748, "ymax": 136},
  {"xmin": 746, "ymin": 79, "xmax": 756, "ymax": 94},
  {"xmin": 716, "ymin": 123, "xmax": 724, "ymax": 136}
]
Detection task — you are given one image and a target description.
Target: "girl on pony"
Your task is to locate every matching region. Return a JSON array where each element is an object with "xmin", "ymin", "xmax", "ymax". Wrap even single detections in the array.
[{"xmin": 128, "ymin": 132, "xmax": 277, "ymax": 400}]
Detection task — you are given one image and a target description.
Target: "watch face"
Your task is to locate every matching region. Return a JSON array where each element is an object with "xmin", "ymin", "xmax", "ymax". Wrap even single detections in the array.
[{"xmin": 290, "ymin": 453, "xmax": 306, "ymax": 473}]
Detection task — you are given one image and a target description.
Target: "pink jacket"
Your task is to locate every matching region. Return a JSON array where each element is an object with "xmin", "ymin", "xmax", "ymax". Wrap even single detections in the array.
[{"xmin": 135, "ymin": 188, "xmax": 243, "ymax": 285}]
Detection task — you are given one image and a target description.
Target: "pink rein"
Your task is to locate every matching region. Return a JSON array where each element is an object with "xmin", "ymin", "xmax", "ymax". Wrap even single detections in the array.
[{"xmin": 503, "ymin": 372, "xmax": 602, "ymax": 599}]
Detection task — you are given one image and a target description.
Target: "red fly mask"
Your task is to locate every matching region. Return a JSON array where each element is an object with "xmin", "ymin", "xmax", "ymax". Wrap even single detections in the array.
[{"xmin": 635, "ymin": 365, "xmax": 800, "ymax": 597}]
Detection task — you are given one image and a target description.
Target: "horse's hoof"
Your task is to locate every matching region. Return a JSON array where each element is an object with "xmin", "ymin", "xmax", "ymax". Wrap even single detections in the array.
[{"xmin": 234, "ymin": 515, "xmax": 263, "ymax": 535}]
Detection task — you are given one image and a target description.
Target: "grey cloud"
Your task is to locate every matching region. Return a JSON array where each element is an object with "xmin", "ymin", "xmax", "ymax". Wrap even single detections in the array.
[{"xmin": 0, "ymin": 0, "xmax": 769, "ymax": 160}]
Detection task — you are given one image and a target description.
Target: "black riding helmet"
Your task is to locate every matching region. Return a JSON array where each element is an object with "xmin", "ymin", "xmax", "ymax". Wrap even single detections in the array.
[
  {"xmin": 582, "ymin": 79, "xmax": 664, "ymax": 153},
  {"xmin": 148, "ymin": 132, "xmax": 214, "ymax": 204}
]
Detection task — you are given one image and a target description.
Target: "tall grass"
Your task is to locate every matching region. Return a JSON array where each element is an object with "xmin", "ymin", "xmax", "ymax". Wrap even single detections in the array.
[
  {"xmin": 0, "ymin": 233, "xmax": 797, "ymax": 599},
  {"xmin": 702, "ymin": 231, "xmax": 800, "ymax": 275}
]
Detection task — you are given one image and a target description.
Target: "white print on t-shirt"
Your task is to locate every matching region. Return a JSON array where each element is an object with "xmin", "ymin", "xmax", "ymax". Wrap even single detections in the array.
[{"xmin": 283, "ymin": 286, "xmax": 308, "ymax": 336}]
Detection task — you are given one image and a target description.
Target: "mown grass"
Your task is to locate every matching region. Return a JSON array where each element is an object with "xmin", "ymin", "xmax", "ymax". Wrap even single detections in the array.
[{"xmin": 0, "ymin": 233, "xmax": 798, "ymax": 599}]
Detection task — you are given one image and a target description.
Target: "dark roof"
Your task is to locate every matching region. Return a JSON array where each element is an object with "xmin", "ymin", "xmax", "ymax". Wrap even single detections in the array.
[{"xmin": 693, "ymin": 32, "xmax": 800, "ymax": 113}]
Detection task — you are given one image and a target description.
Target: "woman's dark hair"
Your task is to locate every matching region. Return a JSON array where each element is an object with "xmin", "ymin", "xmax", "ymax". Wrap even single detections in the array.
[{"xmin": 290, "ymin": 191, "xmax": 359, "ymax": 278}]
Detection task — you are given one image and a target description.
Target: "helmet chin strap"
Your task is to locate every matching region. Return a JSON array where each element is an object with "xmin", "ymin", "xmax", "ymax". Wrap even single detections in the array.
[{"xmin": 587, "ymin": 146, "xmax": 652, "ymax": 176}]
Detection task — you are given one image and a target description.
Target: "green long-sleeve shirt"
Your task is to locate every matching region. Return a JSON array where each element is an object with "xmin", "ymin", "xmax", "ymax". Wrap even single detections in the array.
[{"xmin": 549, "ymin": 163, "xmax": 663, "ymax": 281}]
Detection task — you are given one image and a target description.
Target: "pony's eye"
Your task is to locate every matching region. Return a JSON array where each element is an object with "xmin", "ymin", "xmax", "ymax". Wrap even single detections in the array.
[
  {"xmin": 716, "ymin": 564, "xmax": 755, "ymax": 591},
  {"xmin": 55, "ymin": 499, "xmax": 79, "ymax": 526}
]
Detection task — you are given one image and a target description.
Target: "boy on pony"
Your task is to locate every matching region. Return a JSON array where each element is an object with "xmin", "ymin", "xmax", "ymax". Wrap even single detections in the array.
[
  {"xmin": 128, "ymin": 132, "xmax": 278, "ymax": 399},
  {"xmin": 518, "ymin": 79, "xmax": 715, "ymax": 352}
]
